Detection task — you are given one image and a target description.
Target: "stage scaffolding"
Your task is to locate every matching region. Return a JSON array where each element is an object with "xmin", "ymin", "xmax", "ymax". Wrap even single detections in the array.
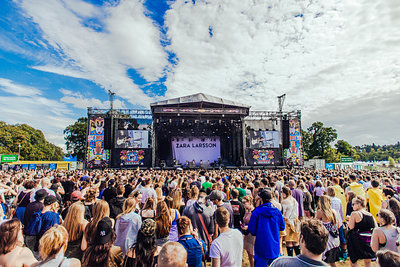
[{"xmin": 86, "ymin": 103, "xmax": 302, "ymax": 168}]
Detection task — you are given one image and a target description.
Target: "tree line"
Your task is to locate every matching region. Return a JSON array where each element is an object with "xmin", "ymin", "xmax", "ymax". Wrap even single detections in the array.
[
  {"xmin": 1, "ymin": 118, "xmax": 398, "ymax": 165},
  {"xmin": 302, "ymin": 121, "xmax": 400, "ymax": 165},
  {"xmin": 0, "ymin": 121, "xmax": 63, "ymax": 161}
]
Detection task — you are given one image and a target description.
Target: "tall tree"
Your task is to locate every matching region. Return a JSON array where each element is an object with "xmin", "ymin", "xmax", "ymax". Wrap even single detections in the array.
[
  {"xmin": 0, "ymin": 121, "xmax": 63, "ymax": 160},
  {"xmin": 305, "ymin": 122, "xmax": 338, "ymax": 159},
  {"xmin": 64, "ymin": 117, "xmax": 87, "ymax": 161},
  {"xmin": 335, "ymin": 140, "xmax": 354, "ymax": 156}
]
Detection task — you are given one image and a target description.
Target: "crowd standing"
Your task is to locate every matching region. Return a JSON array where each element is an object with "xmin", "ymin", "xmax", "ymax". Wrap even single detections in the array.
[{"xmin": 0, "ymin": 168, "xmax": 400, "ymax": 267}]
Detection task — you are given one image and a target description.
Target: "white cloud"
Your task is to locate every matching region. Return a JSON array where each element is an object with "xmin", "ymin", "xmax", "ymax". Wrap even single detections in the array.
[
  {"xmin": 0, "ymin": 79, "xmax": 74, "ymax": 148},
  {"xmin": 303, "ymin": 90, "xmax": 400, "ymax": 146},
  {"xmin": 60, "ymin": 89, "xmax": 126, "ymax": 109},
  {"xmin": 0, "ymin": 78, "xmax": 41, "ymax": 96},
  {"xmin": 164, "ymin": 0, "xmax": 400, "ymax": 113},
  {"xmin": 18, "ymin": 0, "xmax": 169, "ymax": 106}
]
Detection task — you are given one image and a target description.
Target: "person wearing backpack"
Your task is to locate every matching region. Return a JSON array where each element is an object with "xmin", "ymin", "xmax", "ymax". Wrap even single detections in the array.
[{"xmin": 23, "ymin": 189, "xmax": 47, "ymax": 252}]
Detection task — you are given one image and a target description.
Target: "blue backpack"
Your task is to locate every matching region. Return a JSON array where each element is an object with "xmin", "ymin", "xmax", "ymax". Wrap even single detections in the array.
[{"xmin": 25, "ymin": 211, "xmax": 42, "ymax": 236}]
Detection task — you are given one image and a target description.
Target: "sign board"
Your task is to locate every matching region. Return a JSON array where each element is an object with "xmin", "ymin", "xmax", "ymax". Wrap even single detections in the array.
[
  {"xmin": 341, "ymin": 157, "xmax": 353, "ymax": 163},
  {"xmin": 1, "ymin": 154, "xmax": 18, "ymax": 163},
  {"xmin": 325, "ymin": 163, "xmax": 335, "ymax": 170}
]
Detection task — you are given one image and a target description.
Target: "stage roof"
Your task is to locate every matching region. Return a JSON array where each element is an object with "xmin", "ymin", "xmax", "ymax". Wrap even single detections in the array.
[{"xmin": 150, "ymin": 93, "xmax": 251, "ymax": 109}]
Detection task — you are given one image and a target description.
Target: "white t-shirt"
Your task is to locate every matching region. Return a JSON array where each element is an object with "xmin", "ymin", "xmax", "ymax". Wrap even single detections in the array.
[
  {"xmin": 209, "ymin": 229, "xmax": 243, "ymax": 267},
  {"xmin": 140, "ymin": 187, "xmax": 157, "ymax": 204}
]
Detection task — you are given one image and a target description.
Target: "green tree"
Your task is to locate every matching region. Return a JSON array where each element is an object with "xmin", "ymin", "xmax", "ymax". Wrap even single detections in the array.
[
  {"xmin": 388, "ymin": 156, "xmax": 395, "ymax": 167},
  {"xmin": 335, "ymin": 140, "xmax": 354, "ymax": 156},
  {"xmin": 0, "ymin": 121, "xmax": 63, "ymax": 160},
  {"xmin": 324, "ymin": 146, "xmax": 341, "ymax": 163},
  {"xmin": 64, "ymin": 117, "xmax": 87, "ymax": 161},
  {"xmin": 305, "ymin": 122, "xmax": 338, "ymax": 159}
]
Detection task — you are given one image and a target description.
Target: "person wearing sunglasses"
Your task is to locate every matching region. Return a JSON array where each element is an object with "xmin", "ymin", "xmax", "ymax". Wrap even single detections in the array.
[{"xmin": 347, "ymin": 196, "xmax": 377, "ymax": 267}]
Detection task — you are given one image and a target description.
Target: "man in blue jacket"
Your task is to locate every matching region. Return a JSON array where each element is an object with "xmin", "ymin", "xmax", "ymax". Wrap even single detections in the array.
[{"xmin": 249, "ymin": 189, "xmax": 285, "ymax": 267}]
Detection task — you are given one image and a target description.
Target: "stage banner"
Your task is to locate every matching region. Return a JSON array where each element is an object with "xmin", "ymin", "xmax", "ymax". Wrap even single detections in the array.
[
  {"xmin": 87, "ymin": 116, "xmax": 109, "ymax": 169},
  {"xmin": 246, "ymin": 148, "xmax": 281, "ymax": 166},
  {"xmin": 284, "ymin": 119, "xmax": 303, "ymax": 166},
  {"xmin": 250, "ymin": 130, "xmax": 280, "ymax": 148},
  {"xmin": 111, "ymin": 149, "xmax": 152, "ymax": 167},
  {"xmin": 115, "ymin": 130, "xmax": 149, "ymax": 148},
  {"xmin": 171, "ymin": 137, "xmax": 220, "ymax": 165}
]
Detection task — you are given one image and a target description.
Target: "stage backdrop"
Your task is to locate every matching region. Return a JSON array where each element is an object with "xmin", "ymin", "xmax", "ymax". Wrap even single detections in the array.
[
  {"xmin": 87, "ymin": 116, "xmax": 109, "ymax": 168},
  {"xmin": 111, "ymin": 148, "xmax": 152, "ymax": 167},
  {"xmin": 172, "ymin": 137, "xmax": 220, "ymax": 164}
]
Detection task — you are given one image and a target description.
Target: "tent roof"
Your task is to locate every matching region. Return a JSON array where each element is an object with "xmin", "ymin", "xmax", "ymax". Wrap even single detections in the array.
[{"xmin": 150, "ymin": 93, "xmax": 250, "ymax": 109}]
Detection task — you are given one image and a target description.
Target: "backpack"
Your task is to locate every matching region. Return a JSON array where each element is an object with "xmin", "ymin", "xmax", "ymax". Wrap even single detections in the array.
[{"xmin": 25, "ymin": 210, "xmax": 43, "ymax": 236}]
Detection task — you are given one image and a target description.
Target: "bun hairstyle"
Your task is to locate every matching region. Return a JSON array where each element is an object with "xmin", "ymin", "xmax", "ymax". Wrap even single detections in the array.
[{"xmin": 177, "ymin": 216, "xmax": 191, "ymax": 236}]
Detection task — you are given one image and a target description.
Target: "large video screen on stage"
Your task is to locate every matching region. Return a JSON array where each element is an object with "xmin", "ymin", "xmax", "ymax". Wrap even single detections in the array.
[
  {"xmin": 250, "ymin": 130, "xmax": 279, "ymax": 148},
  {"xmin": 172, "ymin": 137, "xmax": 220, "ymax": 165},
  {"xmin": 115, "ymin": 130, "xmax": 149, "ymax": 148}
]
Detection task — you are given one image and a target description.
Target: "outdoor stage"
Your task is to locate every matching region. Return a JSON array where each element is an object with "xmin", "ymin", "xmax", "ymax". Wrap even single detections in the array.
[{"xmin": 85, "ymin": 93, "xmax": 303, "ymax": 169}]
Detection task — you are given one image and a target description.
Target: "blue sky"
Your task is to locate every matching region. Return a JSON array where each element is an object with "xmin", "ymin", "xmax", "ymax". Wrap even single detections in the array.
[{"xmin": 0, "ymin": 0, "xmax": 399, "ymax": 148}]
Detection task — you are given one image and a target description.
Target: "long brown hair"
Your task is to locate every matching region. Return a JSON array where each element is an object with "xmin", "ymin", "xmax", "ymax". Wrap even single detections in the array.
[
  {"xmin": 318, "ymin": 195, "xmax": 337, "ymax": 225},
  {"xmin": 155, "ymin": 201, "xmax": 171, "ymax": 238},
  {"xmin": 0, "ymin": 219, "xmax": 21, "ymax": 254},
  {"xmin": 85, "ymin": 200, "xmax": 110, "ymax": 243},
  {"xmin": 63, "ymin": 202, "xmax": 86, "ymax": 242},
  {"xmin": 143, "ymin": 197, "xmax": 155, "ymax": 210}
]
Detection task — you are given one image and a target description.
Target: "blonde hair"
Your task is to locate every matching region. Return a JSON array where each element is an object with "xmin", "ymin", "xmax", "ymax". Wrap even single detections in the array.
[
  {"xmin": 156, "ymin": 187, "xmax": 163, "ymax": 203},
  {"xmin": 85, "ymin": 200, "xmax": 110, "ymax": 242},
  {"xmin": 318, "ymin": 195, "xmax": 337, "ymax": 225},
  {"xmin": 39, "ymin": 225, "xmax": 68, "ymax": 261},
  {"xmin": 172, "ymin": 189, "xmax": 182, "ymax": 210},
  {"xmin": 63, "ymin": 202, "xmax": 86, "ymax": 242},
  {"xmin": 116, "ymin": 198, "xmax": 137, "ymax": 220}
]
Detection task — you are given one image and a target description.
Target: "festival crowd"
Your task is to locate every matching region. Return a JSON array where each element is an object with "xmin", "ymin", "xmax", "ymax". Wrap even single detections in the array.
[{"xmin": 1, "ymin": 168, "xmax": 400, "ymax": 267}]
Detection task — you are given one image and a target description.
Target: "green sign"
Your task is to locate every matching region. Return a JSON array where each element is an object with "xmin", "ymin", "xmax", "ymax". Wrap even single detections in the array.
[
  {"xmin": 341, "ymin": 157, "xmax": 353, "ymax": 163},
  {"xmin": 1, "ymin": 154, "xmax": 18, "ymax": 163}
]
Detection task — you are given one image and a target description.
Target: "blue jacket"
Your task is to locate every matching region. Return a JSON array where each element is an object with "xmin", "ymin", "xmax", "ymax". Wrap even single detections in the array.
[
  {"xmin": 248, "ymin": 203, "xmax": 285, "ymax": 260},
  {"xmin": 178, "ymin": 234, "xmax": 207, "ymax": 267}
]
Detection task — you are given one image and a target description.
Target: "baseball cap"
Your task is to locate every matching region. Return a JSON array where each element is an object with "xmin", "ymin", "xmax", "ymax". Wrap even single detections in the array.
[
  {"xmin": 206, "ymin": 190, "xmax": 223, "ymax": 201},
  {"xmin": 70, "ymin": 190, "xmax": 83, "ymax": 201},
  {"xmin": 95, "ymin": 217, "xmax": 113, "ymax": 245}
]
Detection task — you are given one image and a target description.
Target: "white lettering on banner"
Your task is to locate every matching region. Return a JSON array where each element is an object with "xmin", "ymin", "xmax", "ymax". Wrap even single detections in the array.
[{"xmin": 172, "ymin": 137, "xmax": 221, "ymax": 164}]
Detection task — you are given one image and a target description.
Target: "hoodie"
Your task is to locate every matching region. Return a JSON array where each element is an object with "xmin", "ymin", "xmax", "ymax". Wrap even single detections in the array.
[
  {"xmin": 248, "ymin": 202, "xmax": 285, "ymax": 260},
  {"xmin": 349, "ymin": 182, "xmax": 365, "ymax": 198},
  {"xmin": 183, "ymin": 201, "xmax": 215, "ymax": 248}
]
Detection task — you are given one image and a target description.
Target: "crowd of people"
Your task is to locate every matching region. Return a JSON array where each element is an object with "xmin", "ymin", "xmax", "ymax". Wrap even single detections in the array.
[{"xmin": 1, "ymin": 167, "xmax": 400, "ymax": 267}]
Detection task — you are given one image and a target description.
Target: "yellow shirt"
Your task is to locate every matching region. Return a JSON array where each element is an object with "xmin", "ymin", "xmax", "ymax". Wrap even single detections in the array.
[
  {"xmin": 333, "ymin": 184, "xmax": 347, "ymax": 220},
  {"xmin": 367, "ymin": 187, "xmax": 383, "ymax": 222},
  {"xmin": 350, "ymin": 182, "xmax": 366, "ymax": 198}
]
